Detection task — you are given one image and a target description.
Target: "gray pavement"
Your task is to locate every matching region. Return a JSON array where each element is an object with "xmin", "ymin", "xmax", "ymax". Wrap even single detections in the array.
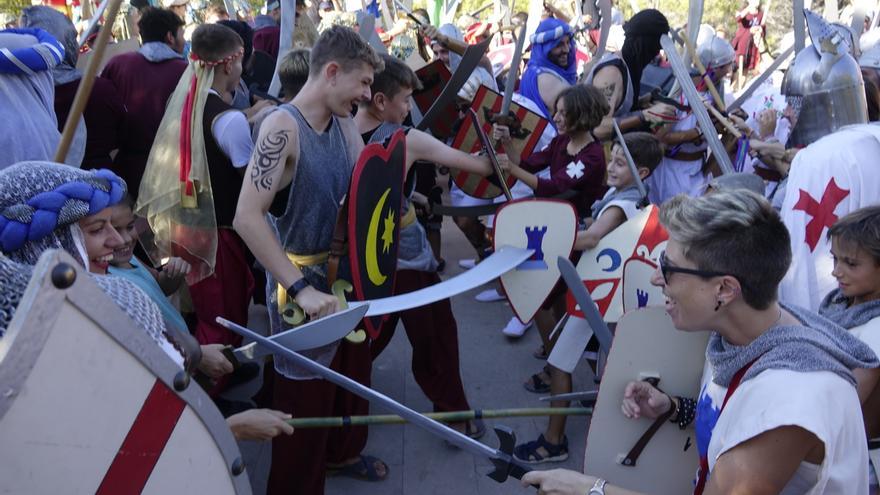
[{"xmin": 233, "ymin": 195, "xmax": 597, "ymax": 495}]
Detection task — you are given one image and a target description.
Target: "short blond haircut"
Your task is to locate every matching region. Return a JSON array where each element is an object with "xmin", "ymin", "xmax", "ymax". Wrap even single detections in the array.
[
  {"xmin": 309, "ymin": 25, "xmax": 383, "ymax": 76},
  {"xmin": 660, "ymin": 190, "xmax": 790, "ymax": 309},
  {"xmin": 279, "ymin": 48, "xmax": 310, "ymax": 97}
]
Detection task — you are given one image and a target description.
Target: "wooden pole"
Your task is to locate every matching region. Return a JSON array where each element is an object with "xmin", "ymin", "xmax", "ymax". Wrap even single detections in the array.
[
  {"xmin": 681, "ymin": 33, "xmax": 725, "ymax": 111},
  {"xmin": 55, "ymin": 0, "xmax": 124, "ymax": 163},
  {"xmin": 285, "ymin": 407, "xmax": 593, "ymax": 428}
]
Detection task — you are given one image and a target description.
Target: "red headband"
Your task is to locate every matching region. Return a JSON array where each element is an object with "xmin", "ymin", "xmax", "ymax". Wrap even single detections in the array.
[{"xmin": 190, "ymin": 47, "xmax": 244, "ymax": 67}]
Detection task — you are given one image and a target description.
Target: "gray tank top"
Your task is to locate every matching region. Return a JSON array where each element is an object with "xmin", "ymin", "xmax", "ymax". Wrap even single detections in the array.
[
  {"xmin": 272, "ymin": 103, "xmax": 352, "ymax": 290},
  {"xmin": 585, "ymin": 52, "xmax": 635, "ymax": 118},
  {"xmin": 268, "ymin": 103, "xmax": 353, "ymax": 379}
]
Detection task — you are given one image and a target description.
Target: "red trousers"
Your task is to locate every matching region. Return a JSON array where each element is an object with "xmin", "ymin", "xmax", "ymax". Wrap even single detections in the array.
[
  {"xmin": 267, "ymin": 339, "xmax": 372, "ymax": 495},
  {"xmin": 189, "ymin": 229, "xmax": 255, "ymax": 348},
  {"xmin": 370, "ymin": 270, "xmax": 471, "ymax": 413}
]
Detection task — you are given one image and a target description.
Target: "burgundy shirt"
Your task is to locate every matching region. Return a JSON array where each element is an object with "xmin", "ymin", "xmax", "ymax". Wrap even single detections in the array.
[
  {"xmin": 520, "ymin": 135, "xmax": 608, "ymax": 218},
  {"xmin": 54, "ymin": 77, "xmax": 126, "ymax": 170},
  {"xmin": 102, "ymin": 52, "xmax": 187, "ymax": 198},
  {"xmin": 253, "ymin": 26, "xmax": 280, "ymax": 60}
]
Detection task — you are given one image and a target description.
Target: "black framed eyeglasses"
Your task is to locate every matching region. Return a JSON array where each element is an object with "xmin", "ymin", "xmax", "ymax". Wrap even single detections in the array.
[{"xmin": 658, "ymin": 250, "xmax": 733, "ymax": 285}]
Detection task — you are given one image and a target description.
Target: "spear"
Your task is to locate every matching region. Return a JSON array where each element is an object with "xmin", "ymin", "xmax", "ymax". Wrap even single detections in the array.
[{"xmin": 285, "ymin": 407, "xmax": 593, "ymax": 428}]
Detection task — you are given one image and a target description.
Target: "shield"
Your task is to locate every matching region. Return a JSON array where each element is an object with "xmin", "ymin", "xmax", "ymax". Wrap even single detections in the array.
[
  {"xmin": 0, "ymin": 251, "xmax": 250, "ymax": 494},
  {"xmin": 493, "ymin": 199, "xmax": 577, "ymax": 323},
  {"xmin": 412, "ymin": 60, "xmax": 455, "ymax": 140},
  {"xmin": 583, "ymin": 307, "xmax": 709, "ymax": 494},
  {"xmin": 621, "ymin": 257, "xmax": 665, "ymax": 312},
  {"xmin": 451, "ymin": 85, "xmax": 550, "ymax": 199},
  {"xmin": 568, "ymin": 205, "xmax": 668, "ymax": 322},
  {"xmin": 347, "ymin": 129, "xmax": 406, "ymax": 339}
]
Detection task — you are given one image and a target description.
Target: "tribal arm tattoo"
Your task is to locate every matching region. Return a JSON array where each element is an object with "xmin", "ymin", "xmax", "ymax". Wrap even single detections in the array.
[{"xmin": 250, "ymin": 129, "xmax": 289, "ymax": 192}]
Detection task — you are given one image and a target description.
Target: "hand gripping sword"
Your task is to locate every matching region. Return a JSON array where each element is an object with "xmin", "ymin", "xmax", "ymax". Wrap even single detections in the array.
[
  {"xmin": 216, "ymin": 317, "xmax": 533, "ymax": 484},
  {"xmin": 660, "ymin": 35, "xmax": 734, "ymax": 175}
]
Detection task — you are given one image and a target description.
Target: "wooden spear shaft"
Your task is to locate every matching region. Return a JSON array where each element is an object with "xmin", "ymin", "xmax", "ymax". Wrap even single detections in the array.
[
  {"xmin": 285, "ymin": 407, "xmax": 593, "ymax": 428},
  {"xmin": 54, "ymin": 0, "xmax": 124, "ymax": 163}
]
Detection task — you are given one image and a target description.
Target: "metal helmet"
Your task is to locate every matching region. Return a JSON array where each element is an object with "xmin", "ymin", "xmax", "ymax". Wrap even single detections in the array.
[
  {"xmin": 782, "ymin": 9, "xmax": 868, "ymax": 147},
  {"xmin": 697, "ymin": 34, "xmax": 735, "ymax": 70}
]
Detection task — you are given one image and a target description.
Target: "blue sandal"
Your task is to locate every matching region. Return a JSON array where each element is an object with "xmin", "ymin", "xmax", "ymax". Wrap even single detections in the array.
[{"xmin": 513, "ymin": 434, "xmax": 569, "ymax": 464}]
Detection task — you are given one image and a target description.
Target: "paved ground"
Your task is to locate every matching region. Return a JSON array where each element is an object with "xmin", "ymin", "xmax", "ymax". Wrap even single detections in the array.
[{"xmin": 230, "ymin": 186, "xmax": 597, "ymax": 494}]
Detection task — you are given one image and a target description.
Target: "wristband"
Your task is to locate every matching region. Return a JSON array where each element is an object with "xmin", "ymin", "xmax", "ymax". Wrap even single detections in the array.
[{"xmin": 287, "ymin": 278, "xmax": 310, "ymax": 300}]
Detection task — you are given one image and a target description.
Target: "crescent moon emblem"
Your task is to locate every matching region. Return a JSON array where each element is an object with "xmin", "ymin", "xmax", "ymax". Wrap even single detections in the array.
[
  {"xmin": 596, "ymin": 248, "xmax": 622, "ymax": 273},
  {"xmin": 365, "ymin": 188, "xmax": 391, "ymax": 286}
]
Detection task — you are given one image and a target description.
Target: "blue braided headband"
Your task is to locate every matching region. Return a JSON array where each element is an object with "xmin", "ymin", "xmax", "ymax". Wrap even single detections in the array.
[
  {"xmin": 0, "ymin": 27, "xmax": 65, "ymax": 76},
  {"xmin": 0, "ymin": 169, "xmax": 126, "ymax": 253},
  {"xmin": 530, "ymin": 23, "xmax": 572, "ymax": 46}
]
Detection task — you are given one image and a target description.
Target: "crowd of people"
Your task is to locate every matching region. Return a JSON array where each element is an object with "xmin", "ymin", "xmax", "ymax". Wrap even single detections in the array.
[{"xmin": 1, "ymin": 0, "xmax": 880, "ymax": 494}]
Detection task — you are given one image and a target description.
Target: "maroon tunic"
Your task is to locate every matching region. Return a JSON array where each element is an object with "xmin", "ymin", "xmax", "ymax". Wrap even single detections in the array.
[
  {"xmin": 732, "ymin": 11, "xmax": 764, "ymax": 71},
  {"xmin": 101, "ymin": 52, "xmax": 187, "ymax": 198},
  {"xmin": 253, "ymin": 26, "xmax": 280, "ymax": 60},
  {"xmin": 520, "ymin": 134, "xmax": 608, "ymax": 218},
  {"xmin": 54, "ymin": 77, "xmax": 125, "ymax": 170}
]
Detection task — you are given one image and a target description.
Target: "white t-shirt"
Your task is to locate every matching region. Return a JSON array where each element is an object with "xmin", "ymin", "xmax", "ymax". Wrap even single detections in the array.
[
  {"xmin": 596, "ymin": 187, "xmax": 639, "ymax": 221},
  {"xmin": 850, "ymin": 317, "xmax": 880, "ymax": 356},
  {"xmin": 698, "ymin": 366, "xmax": 867, "ymax": 494},
  {"xmin": 212, "ymin": 110, "xmax": 254, "ymax": 168}
]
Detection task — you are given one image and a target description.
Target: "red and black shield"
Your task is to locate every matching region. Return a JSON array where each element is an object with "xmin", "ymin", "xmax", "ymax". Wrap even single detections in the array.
[
  {"xmin": 451, "ymin": 85, "xmax": 550, "ymax": 199},
  {"xmin": 347, "ymin": 129, "xmax": 407, "ymax": 339},
  {"xmin": 412, "ymin": 60, "xmax": 456, "ymax": 140}
]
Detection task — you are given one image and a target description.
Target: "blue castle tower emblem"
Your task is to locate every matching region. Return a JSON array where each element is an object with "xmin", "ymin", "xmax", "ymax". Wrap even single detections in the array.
[{"xmin": 517, "ymin": 226, "xmax": 549, "ymax": 270}]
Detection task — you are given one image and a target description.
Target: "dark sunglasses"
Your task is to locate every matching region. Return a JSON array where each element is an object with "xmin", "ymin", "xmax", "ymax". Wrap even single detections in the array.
[{"xmin": 658, "ymin": 250, "xmax": 734, "ymax": 285}]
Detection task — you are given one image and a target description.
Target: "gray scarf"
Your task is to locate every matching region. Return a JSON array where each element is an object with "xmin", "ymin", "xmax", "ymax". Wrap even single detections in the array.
[
  {"xmin": 819, "ymin": 288, "xmax": 880, "ymax": 330},
  {"xmin": 589, "ymin": 185, "xmax": 643, "ymax": 220},
  {"xmin": 139, "ymin": 42, "xmax": 184, "ymax": 63},
  {"xmin": 707, "ymin": 303, "xmax": 879, "ymax": 387}
]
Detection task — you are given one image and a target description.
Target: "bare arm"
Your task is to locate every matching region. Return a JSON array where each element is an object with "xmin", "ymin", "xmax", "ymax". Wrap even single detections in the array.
[
  {"xmin": 537, "ymin": 72, "xmax": 569, "ymax": 119},
  {"xmin": 574, "ymin": 206, "xmax": 626, "ymax": 251},
  {"xmin": 590, "ymin": 66, "xmax": 641, "ymax": 140},
  {"xmin": 705, "ymin": 426, "xmax": 823, "ymax": 494},
  {"xmin": 406, "ymin": 129, "xmax": 492, "ymax": 176}
]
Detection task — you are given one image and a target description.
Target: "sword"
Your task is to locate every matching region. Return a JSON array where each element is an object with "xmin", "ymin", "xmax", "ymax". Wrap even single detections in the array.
[
  {"xmin": 557, "ymin": 256, "xmax": 614, "ymax": 356},
  {"xmin": 726, "ymin": 46, "xmax": 794, "ymax": 113},
  {"xmin": 216, "ymin": 318, "xmax": 533, "ymax": 484},
  {"xmin": 499, "ymin": 23, "xmax": 527, "ymax": 119},
  {"xmin": 611, "ymin": 120, "xmax": 649, "ymax": 207},
  {"xmin": 794, "ymin": 0, "xmax": 806, "ymax": 52},
  {"xmin": 660, "ymin": 35, "xmax": 735, "ymax": 175},
  {"xmin": 469, "ymin": 108, "xmax": 512, "ymax": 200},
  {"xmin": 540, "ymin": 390, "xmax": 599, "ymax": 402},
  {"xmin": 416, "ymin": 36, "xmax": 493, "ymax": 133},
  {"xmin": 580, "ymin": 0, "xmax": 612, "ymax": 76},
  {"xmin": 268, "ymin": 0, "xmax": 297, "ymax": 97},
  {"xmin": 78, "ymin": 0, "xmax": 111, "ymax": 48},
  {"xmin": 228, "ymin": 304, "xmax": 369, "ymax": 361},
  {"xmin": 393, "ymin": 0, "xmax": 425, "ymax": 26},
  {"xmin": 685, "ymin": 0, "xmax": 704, "ymax": 50}
]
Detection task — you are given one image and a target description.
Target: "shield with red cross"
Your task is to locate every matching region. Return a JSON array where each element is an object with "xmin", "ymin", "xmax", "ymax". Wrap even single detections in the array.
[
  {"xmin": 493, "ymin": 199, "xmax": 578, "ymax": 323},
  {"xmin": 567, "ymin": 205, "xmax": 668, "ymax": 322},
  {"xmin": 779, "ymin": 125, "xmax": 880, "ymax": 310},
  {"xmin": 0, "ymin": 251, "xmax": 250, "ymax": 494},
  {"xmin": 451, "ymin": 85, "xmax": 550, "ymax": 199},
  {"xmin": 412, "ymin": 60, "xmax": 455, "ymax": 141}
]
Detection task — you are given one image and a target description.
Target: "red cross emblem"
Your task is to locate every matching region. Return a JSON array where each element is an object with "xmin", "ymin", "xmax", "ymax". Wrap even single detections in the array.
[{"xmin": 793, "ymin": 178, "xmax": 850, "ymax": 252}]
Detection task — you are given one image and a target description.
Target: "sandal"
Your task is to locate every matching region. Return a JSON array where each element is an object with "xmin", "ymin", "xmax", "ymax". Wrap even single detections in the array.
[
  {"xmin": 523, "ymin": 368, "xmax": 551, "ymax": 394},
  {"xmin": 327, "ymin": 455, "xmax": 388, "ymax": 482},
  {"xmin": 533, "ymin": 345, "xmax": 548, "ymax": 360},
  {"xmin": 513, "ymin": 434, "xmax": 569, "ymax": 464},
  {"xmin": 445, "ymin": 419, "xmax": 486, "ymax": 448}
]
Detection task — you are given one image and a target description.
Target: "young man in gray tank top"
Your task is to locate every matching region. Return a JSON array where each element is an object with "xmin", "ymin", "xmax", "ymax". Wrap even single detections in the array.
[
  {"xmin": 234, "ymin": 27, "xmax": 388, "ymax": 494},
  {"xmin": 354, "ymin": 54, "xmax": 495, "ymax": 439}
]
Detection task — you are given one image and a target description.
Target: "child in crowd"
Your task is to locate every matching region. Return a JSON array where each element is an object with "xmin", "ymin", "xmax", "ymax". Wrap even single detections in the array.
[
  {"xmin": 108, "ymin": 196, "xmax": 237, "ymax": 381},
  {"xmin": 493, "ymin": 84, "xmax": 610, "ymax": 399},
  {"xmin": 514, "ymin": 132, "xmax": 664, "ymax": 464},
  {"xmin": 818, "ymin": 206, "xmax": 880, "ymax": 490}
]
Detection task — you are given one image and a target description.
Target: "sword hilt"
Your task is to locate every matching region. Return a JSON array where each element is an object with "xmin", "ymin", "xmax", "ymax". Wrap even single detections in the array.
[
  {"xmin": 487, "ymin": 425, "xmax": 533, "ymax": 482},
  {"xmin": 483, "ymin": 108, "xmax": 528, "ymax": 140}
]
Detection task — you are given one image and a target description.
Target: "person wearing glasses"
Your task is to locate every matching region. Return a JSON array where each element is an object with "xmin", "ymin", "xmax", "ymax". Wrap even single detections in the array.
[{"xmin": 522, "ymin": 190, "xmax": 879, "ymax": 494}]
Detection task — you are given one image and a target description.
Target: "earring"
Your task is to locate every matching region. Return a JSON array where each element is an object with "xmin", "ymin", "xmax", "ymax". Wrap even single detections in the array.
[{"xmin": 714, "ymin": 300, "xmax": 722, "ymax": 312}]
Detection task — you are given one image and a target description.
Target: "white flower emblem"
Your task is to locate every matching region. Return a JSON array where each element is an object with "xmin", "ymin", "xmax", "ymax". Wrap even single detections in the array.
[{"xmin": 566, "ymin": 160, "xmax": 585, "ymax": 179}]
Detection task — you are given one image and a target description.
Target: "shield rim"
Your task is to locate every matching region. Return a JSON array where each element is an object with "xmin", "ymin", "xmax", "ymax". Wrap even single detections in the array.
[
  {"xmin": 0, "ymin": 250, "xmax": 250, "ymax": 494},
  {"xmin": 347, "ymin": 129, "xmax": 407, "ymax": 339},
  {"xmin": 492, "ymin": 198, "xmax": 578, "ymax": 324}
]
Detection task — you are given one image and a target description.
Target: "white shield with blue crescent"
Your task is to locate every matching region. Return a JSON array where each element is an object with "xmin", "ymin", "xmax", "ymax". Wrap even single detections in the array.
[{"xmin": 493, "ymin": 199, "xmax": 577, "ymax": 323}]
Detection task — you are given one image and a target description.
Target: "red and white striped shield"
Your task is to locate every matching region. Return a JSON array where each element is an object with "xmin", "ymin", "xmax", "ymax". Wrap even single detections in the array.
[
  {"xmin": 451, "ymin": 85, "xmax": 550, "ymax": 199},
  {"xmin": 0, "ymin": 251, "xmax": 250, "ymax": 494}
]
